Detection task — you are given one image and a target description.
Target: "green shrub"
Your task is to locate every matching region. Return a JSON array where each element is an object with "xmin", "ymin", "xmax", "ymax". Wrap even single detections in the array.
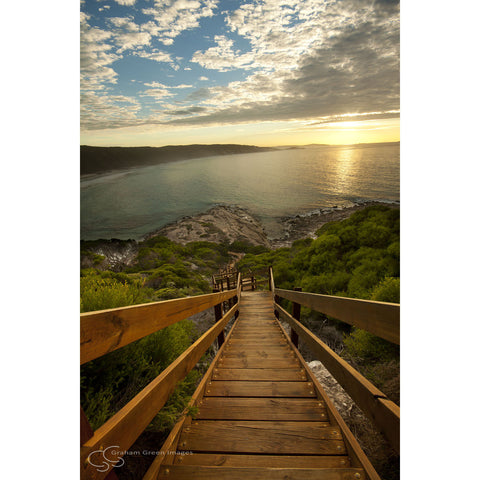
[
  {"xmin": 371, "ymin": 277, "xmax": 400, "ymax": 303},
  {"xmin": 343, "ymin": 328, "xmax": 399, "ymax": 363},
  {"xmin": 81, "ymin": 319, "xmax": 198, "ymax": 430},
  {"xmin": 80, "ymin": 272, "xmax": 153, "ymax": 312}
]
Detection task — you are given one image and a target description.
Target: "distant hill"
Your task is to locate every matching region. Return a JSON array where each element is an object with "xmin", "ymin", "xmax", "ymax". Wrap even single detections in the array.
[{"xmin": 81, "ymin": 144, "xmax": 277, "ymax": 175}]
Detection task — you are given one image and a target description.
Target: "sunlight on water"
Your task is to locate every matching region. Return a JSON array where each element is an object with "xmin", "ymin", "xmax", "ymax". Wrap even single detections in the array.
[{"xmin": 81, "ymin": 143, "xmax": 399, "ymax": 240}]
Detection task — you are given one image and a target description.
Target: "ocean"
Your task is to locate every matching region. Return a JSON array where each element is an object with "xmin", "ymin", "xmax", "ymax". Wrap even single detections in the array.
[{"xmin": 81, "ymin": 142, "xmax": 399, "ymax": 240}]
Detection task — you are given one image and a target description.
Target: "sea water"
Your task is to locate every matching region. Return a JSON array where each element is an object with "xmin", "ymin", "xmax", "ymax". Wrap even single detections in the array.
[{"xmin": 81, "ymin": 143, "xmax": 399, "ymax": 240}]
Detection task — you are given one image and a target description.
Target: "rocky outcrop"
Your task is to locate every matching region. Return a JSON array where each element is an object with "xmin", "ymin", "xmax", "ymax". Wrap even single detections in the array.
[
  {"xmin": 80, "ymin": 239, "xmax": 139, "ymax": 271},
  {"xmin": 144, "ymin": 205, "xmax": 271, "ymax": 248}
]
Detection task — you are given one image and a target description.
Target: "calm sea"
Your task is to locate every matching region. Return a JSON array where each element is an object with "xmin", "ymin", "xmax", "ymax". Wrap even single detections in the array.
[{"xmin": 81, "ymin": 143, "xmax": 399, "ymax": 240}]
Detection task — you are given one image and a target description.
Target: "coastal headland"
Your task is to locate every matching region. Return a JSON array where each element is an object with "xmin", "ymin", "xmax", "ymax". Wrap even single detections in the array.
[
  {"xmin": 81, "ymin": 144, "xmax": 278, "ymax": 175},
  {"xmin": 81, "ymin": 201, "xmax": 398, "ymax": 270}
]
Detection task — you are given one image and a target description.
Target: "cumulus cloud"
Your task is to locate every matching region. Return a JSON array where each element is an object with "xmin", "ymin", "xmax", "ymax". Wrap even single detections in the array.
[
  {"xmin": 81, "ymin": 14, "xmax": 120, "ymax": 92},
  {"xmin": 144, "ymin": 81, "xmax": 193, "ymax": 89},
  {"xmin": 141, "ymin": 0, "xmax": 218, "ymax": 45},
  {"xmin": 132, "ymin": 49, "xmax": 172, "ymax": 63},
  {"xmin": 81, "ymin": 92, "xmax": 141, "ymax": 130},
  {"xmin": 81, "ymin": 0, "xmax": 399, "ymax": 131},
  {"xmin": 114, "ymin": 0, "xmax": 137, "ymax": 5},
  {"xmin": 191, "ymin": 35, "xmax": 255, "ymax": 72}
]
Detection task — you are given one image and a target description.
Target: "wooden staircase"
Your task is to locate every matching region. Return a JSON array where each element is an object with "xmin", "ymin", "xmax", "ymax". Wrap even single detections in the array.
[
  {"xmin": 81, "ymin": 268, "xmax": 399, "ymax": 480},
  {"xmin": 151, "ymin": 291, "xmax": 376, "ymax": 480}
]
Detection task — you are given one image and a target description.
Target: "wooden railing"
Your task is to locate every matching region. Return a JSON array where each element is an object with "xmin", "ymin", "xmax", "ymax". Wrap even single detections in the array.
[
  {"xmin": 211, "ymin": 268, "xmax": 239, "ymax": 291},
  {"xmin": 269, "ymin": 266, "xmax": 400, "ymax": 453},
  {"xmin": 80, "ymin": 273, "xmax": 242, "ymax": 480}
]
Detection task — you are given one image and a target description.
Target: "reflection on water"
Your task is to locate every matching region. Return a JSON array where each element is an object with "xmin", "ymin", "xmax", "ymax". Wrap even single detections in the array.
[
  {"xmin": 81, "ymin": 143, "xmax": 399, "ymax": 240},
  {"xmin": 332, "ymin": 148, "xmax": 354, "ymax": 194}
]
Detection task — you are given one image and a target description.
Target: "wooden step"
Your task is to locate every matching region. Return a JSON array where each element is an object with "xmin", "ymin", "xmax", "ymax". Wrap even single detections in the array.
[
  {"xmin": 212, "ymin": 367, "xmax": 306, "ymax": 381},
  {"xmin": 178, "ymin": 421, "xmax": 345, "ymax": 455},
  {"xmin": 205, "ymin": 380, "xmax": 315, "ymax": 397},
  {"xmin": 196, "ymin": 397, "xmax": 328, "ymax": 420},
  {"xmin": 217, "ymin": 357, "xmax": 301, "ymax": 369},
  {"xmin": 223, "ymin": 345, "xmax": 292, "ymax": 353},
  {"xmin": 172, "ymin": 453, "xmax": 350, "ymax": 467},
  {"xmin": 221, "ymin": 351, "xmax": 293, "ymax": 359},
  {"xmin": 157, "ymin": 466, "xmax": 365, "ymax": 479}
]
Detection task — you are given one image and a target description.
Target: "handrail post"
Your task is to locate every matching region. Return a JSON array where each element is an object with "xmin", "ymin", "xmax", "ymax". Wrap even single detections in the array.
[
  {"xmin": 274, "ymin": 293, "xmax": 280, "ymax": 320},
  {"xmin": 213, "ymin": 287, "xmax": 225, "ymax": 348},
  {"xmin": 226, "ymin": 276, "xmax": 233, "ymax": 309},
  {"xmin": 234, "ymin": 272, "xmax": 241, "ymax": 319},
  {"xmin": 291, "ymin": 287, "xmax": 302, "ymax": 347},
  {"xmin": 269, "ymin": 266, "xmax": 280, "ymax": 319}
]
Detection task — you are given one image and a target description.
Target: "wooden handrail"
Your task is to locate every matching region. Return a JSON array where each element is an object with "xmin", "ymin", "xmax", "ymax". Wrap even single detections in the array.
[
  {"xmin": 81, "ymin": 301, "xmax": 240, "ymax": 480},
  {"xmin": 275, "ymin": 303, "xmax": 399, "ymax": 453},
  {"xmin": 81, "ymin": 288, "xmax": 238, "ymax": 365},
  {"xmin": 275, "ymin": 288, "xmax": 399, "ymax": 345}
]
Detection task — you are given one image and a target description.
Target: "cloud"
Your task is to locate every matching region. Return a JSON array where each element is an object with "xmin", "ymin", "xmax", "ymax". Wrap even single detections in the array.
[
  {"xmin": 144, "ymin": 81, "xmax": 193, "ymax": 89},
  {"xmin": 114, "ymin": 0, "xmax": 136, "ymax": 5},
  {"xmin": 199, "ymin": 76, "xmax": 209, "ymax": 81},
  {"xmin": 132, "ymin": 49, "xmax": 172, "ymax": 63},
  {"xmin": 141, "ymin": 88, "xmax": 174, "ymax": 100},
  {"xmin": 81, "ymin": 14, "xmax": 121, "ymax": 91},
  {"xmin": 185, "ymin": 88, "xmax": 212, "ymax": 101},
  {"xmin": 106, "ymin": 17, "xmax": 152, "ymax": 53},
  {"xmin": 81, "ymin": 92, "xmax": 141, "ymax": 130},
  {"xmin": 141, "ymin": 0, "xmax": 219, "ymax": 45},
  {"xmin": 191, "ymin": 35, "xmax": 255, "ymax": 72}
]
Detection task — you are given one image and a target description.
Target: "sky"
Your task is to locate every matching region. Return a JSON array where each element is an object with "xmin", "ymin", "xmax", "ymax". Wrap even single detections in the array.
[{"xmin": 80, "ymin": 0, "xmax": 400, "ymax": 146}]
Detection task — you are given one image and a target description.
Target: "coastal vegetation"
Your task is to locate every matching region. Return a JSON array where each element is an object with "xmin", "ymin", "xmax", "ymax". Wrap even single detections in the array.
[{"xmin": 81, "ymin": 205, "xmax": 399, "ymax": 478}]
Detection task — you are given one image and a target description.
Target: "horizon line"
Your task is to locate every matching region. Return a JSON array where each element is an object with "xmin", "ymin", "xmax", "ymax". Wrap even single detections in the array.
[{"xmin": 80, "ymin": 140, "xmax": 400, "ymax": 148}]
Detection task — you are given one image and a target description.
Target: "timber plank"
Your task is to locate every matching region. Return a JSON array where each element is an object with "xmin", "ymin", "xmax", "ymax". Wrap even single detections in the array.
[
  {"xmin": 221, "ymin": 352, "xmax": 296, "ymax": 360},
  {"xmin": 81, "ymin": 288, "xmax": 238, "ymax": 364},
  {"xmin": 232, "ymin": 328, "xmax": 282, "ymax": 333},
  {"xmin": 196, "ymin": 397, "xmax": 328, "ymax": 420},
  {"xmin": 178, "ymin": 421, "xmax": 345, "ymax": 454},
  {"xmin": 157, "ymin": 466, "xmax": 364, "ymax": 479},
  {"xmin": 212, "ymin": 367, "xmax": 306, "ymax": 381},
  {"xmin": 227, "ymin": 339, "xmax": 288, "ymax": 346},
  {"xmin": 231, "ymin": 331, "xmax": 285, "ymax": 342},
  {"xmin": 204, "ymin": 380, "xmax": 316, "ymax": 397},
  {"xmin": 223, "ymin": 345, "xmax": 292, "ymax": 352},
  {"xmin": 217, "ymin": 358, "xmax": 301, "ymax": 369},
  {"xmin": 275, "ymin": 287, "xmax": 399, "ymax": 345},
  {"xmin": 173, "ymin": 454, "xmax": 350, "ymax": 468}
]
